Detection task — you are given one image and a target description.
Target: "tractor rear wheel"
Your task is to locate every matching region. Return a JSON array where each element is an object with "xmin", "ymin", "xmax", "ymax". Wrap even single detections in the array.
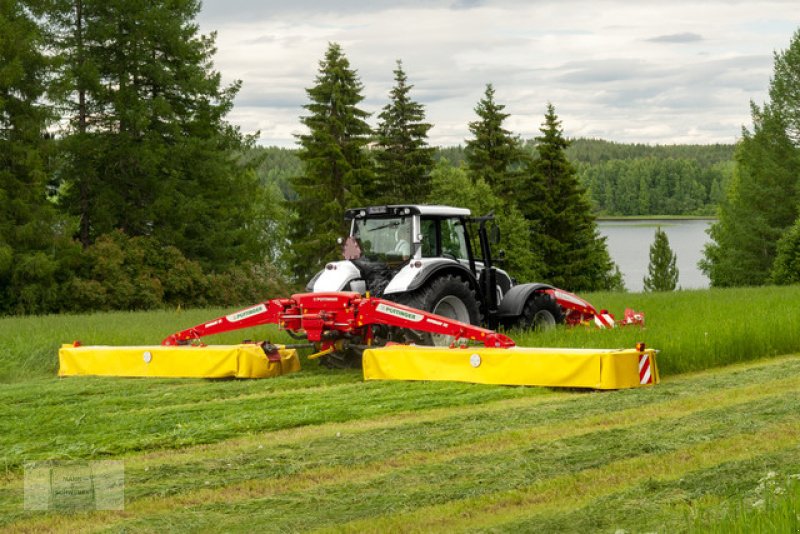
[
  {"xmin": 518, "ymin": 292, "xmax": 564, "ymax": 331},
  {"xmin": 390, "ymin": 274, "xmax": 481, "ymax": 347}
]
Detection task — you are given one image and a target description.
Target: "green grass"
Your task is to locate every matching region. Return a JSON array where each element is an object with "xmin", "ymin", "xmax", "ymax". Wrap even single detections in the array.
[
  {"xmin": 513, "ymin": 285, "xmax": 800, "ymax": 375},
  {"xmin": 1, "ymin": 285, "xmax": 800, "ymax": 532},
  {"xmin": 692, "ymin": 476, "xmax": 800, "ymax": 533}
]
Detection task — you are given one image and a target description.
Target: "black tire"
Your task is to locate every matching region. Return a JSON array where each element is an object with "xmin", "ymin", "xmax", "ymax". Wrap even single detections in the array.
[
  {"xmin": 389, "ymin": 274, "xmax": 481, "ymax": 346},
  {"xmin": 517, "ymin": 292, "xmax": 564, "ymax": 331}
]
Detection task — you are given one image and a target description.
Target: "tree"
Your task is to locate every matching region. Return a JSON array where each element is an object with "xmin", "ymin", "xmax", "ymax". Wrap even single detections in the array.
[
  {"xmin": 465, "ymin": 84, "xmax": 524, "ymax": 198},
  {"xmin": 769, "ymin": 216, "xmax": 800, "ymax": 284},
  {"xmin": 771, "ymin": 28, "xmax": 800, "ymax": 145},
  {"xmin": 49, "ymin": 0, "xmax": 262, "ymax": 270},
  {"xmin": 701, "ymin": 30, "xmax": 800, "ymax": 287},
  {"xmin": 700, "ymin": 105, "xmax": 800, "ymax": 286},
  {"xmin": 643, "ymin": 227, "xmax": 679, "ymax": 291},
  {"xmin": 519, "ymin": 104, "xmax": 622, "ymax": 291},
  {"xmin": 0, "ymin": 0, "xmax": 76, "ymax": 314},
  {"xmin": 374, "ymin": 60, "xmax": 434, "ymax": 204},
  {"xmin": 288, "ymin": 43, "xmax": 374, "ymax": 282}
]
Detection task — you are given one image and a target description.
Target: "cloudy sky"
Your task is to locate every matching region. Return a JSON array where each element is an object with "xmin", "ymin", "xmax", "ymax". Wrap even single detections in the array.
[{"xmin": 197, "ymin": 0, "xmax": 799, "ymax": 148}]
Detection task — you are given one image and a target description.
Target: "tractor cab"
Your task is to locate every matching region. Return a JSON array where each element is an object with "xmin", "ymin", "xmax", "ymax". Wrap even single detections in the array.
[
  {"xmin": 345, "ymin": 205, "xmax": 472, "ymax": 263},
  {"xmin": 308, "ymin": 205, "xmax": 515, "ymax": 328}
]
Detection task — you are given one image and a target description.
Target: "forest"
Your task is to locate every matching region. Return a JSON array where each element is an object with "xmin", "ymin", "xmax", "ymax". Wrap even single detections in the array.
[{"xmin": 1, "ymin": 0, "xmax": 799, "ymax": 316}]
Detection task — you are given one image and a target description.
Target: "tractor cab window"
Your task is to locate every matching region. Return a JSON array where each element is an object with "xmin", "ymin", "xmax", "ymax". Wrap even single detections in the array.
[
  {"xmin": 352, "ymin": 216, "xmax": 412, "ymax": 261},
  {"xmin": 420, "ymin": 219, "xmax": 437, "ymax": 257},
  {"xmin": 441, "ymin": 219, "xmax": 468, "ymax": 260}
]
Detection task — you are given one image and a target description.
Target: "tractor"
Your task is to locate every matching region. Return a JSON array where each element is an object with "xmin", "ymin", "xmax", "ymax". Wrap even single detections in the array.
[{"xmin": 306, "ymin": 204, "xmax": 573, "ymax": 365}]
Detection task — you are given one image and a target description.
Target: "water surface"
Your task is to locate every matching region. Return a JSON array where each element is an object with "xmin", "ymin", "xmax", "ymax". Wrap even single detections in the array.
[{"xmin": 597, "ymin": 219, "xmax": 713, "ymax": 292}]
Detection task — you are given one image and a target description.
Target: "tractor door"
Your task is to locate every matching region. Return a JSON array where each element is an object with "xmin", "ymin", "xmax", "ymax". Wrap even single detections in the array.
[{"xmin": 419, "ymin": 217, "xmax": 472, "ymax": 265}]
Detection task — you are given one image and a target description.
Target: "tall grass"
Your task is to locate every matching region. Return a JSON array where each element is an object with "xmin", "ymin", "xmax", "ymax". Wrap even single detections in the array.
[
  {"xmin": 693, "ymin": 477, "xmax": 800, "ymax": 533},
  {"xmin": 0, "ymin": 307, "xmax": 292, "ymax": 382},
  {"xmin": 512, "ymin": 285, "xmax": 800, "ymax": 375}
]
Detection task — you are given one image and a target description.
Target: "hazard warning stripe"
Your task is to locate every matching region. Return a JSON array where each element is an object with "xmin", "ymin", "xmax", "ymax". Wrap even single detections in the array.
[
  {"xmin": 593, "ymin": 313, "xmax": 615, "ymax": 329},
  {"xmin": 639, "ymin": 353, "xmax": 652, "ymax": 384}
]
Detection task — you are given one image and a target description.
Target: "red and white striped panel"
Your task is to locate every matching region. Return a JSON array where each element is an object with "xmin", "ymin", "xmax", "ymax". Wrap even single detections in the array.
[
  {"xmin": 639, "ymin": 353, "xmax": 653, "ymax": 384},
  {"xmin": 593, "ymin": 312, "xmax": 615, "ymax": 329}
]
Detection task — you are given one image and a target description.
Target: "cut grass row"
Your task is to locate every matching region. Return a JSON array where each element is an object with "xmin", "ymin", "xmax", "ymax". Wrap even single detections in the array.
[{"xmin": 2, "ymin": 355, "xmax": 799, "ymax": 532}]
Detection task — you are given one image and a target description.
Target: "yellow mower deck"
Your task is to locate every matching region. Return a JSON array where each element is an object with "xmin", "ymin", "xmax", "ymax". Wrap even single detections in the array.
[
  {"xmin": 363, "ymin": 345, "xmax": 658, "ymax": 389},
  {"xmin": 58, "ymin": 344, "xmax": 300, "ymax": 379}
]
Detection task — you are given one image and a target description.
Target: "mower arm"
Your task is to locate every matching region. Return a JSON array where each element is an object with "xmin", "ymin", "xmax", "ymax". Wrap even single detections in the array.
[{"xmin": 161, "ymin": 292, "xmax": 515, "ymax": 349}]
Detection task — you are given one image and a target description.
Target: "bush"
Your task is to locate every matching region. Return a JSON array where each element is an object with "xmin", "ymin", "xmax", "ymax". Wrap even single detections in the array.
[
  {"xmin": 770, "ymin": 217, "xmax": 800, "ymax": 285},
  {"xmin": 60, "ymin": 231, "xmax": 289, "ymax": 312}
]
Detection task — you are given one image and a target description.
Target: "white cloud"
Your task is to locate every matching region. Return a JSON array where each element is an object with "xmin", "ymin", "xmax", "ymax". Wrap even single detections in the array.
[{"xmin": 198, "ymin": 0, "xmax": 800, "ymax": 147}]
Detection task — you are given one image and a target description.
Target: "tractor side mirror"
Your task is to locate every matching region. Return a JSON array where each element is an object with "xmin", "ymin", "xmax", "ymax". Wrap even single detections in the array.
[{"xmin": 490, "ymin": 224, "xmax": 501, "ymax": 245}]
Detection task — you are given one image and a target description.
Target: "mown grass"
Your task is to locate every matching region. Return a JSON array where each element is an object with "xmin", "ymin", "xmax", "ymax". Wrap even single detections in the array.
[
  {"xmin": 1, "ymin": 285, "xmax": 800, "ymax": 532},
  {"xmin": 1, "ymin": 355, "xmax": 799, "ymax": 532}
]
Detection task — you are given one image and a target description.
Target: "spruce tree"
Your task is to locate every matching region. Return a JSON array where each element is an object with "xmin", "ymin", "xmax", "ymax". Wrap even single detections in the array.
[
  {"xmin": 0, "ymin": 0, "xmax": 74, "ymax": 313},
  {"xmin": 374, "ymin": 60, "xmax": 433, "ymax": 204},
  {"xmin": 701, "ymin": 30, "xmax": 800, "ymax": 287},
  {"xmin": 643, "ymin": 227, "xmax": 679, "ymax": 291},
  {"xmin": 520, "ymin": 104, "xmax": 622, "ymax": 291},
  {"xmin": 288, "ymin": 43, "xmax": 374, "ymax": 282},
  {"xmin": 465, "ymin": 84, "xmax": 524, "ymax": 199}
]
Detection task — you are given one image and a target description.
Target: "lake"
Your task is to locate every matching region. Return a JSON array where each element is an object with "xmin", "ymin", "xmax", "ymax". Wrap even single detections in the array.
[{"xmin": 597, "ymin": 219, "xmax": 714, "ymax": 292}]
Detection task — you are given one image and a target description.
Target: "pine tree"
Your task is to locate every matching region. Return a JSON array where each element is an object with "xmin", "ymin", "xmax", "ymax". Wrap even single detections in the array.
[
  {"xmin": 520, "ymin": 104, "xmax": 622, "ymax": 291},
  {"xmin": 643, "ymin": 227, "xmax": 678, "ymax": 291},
  {"xmin": 374, "ymin": 60, "xmax": 433, "ymax": 204},
  {"xmin": 288, "ymin": 43, "xmax": 374, "ymax": 282},
  {"xmin": 465, "ymin": 84, "xmax": 524, "ymax": 199},
  {"xmin": 701, "ymin": 30, "xmax": 800, "ymax": 287},
  {"xmin": 49, "ymin": 0, "xmax": 262, "ymax": 270},
  {"xmin": 0, "ymin": 0, "xmax": 75, "ymax": 313}
]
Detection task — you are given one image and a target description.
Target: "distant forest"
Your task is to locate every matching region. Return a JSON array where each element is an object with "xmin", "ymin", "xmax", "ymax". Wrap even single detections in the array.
[{"xmin": 252, "ymin": 139, "xmax": 735, "ymax": 217}]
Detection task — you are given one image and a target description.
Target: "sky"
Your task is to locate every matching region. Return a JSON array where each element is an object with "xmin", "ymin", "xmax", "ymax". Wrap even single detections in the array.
[{"xmin": 196, "ymin": 0, "xmax": 800, "ymax": 148}]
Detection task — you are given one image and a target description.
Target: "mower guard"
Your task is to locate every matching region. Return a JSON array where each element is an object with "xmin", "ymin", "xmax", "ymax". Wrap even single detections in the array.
[
  {"xmin": 58, "ymin": 344, "xmax": 300, "ymax": 379},
  {"xmin": 363, "ymin": 345, "xmax": 658, "ymax": 389}
]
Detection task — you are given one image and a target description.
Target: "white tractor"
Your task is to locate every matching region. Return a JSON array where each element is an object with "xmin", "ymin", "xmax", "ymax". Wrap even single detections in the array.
[{"xmin": 306, "ymin": 205, "xmax": 569, "ymax": 362}]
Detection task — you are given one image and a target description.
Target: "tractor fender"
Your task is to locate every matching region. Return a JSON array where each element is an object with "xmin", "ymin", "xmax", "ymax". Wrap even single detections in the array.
[
  {"xmin": 496, "ymin": 283, "xmax": 556, "ymax": 318},
  {"xmin": 307, "ymin": 261, "xmax": 362, "ymax": 292},
  {"xmin": 383, "ymin": 259, "xmax": 478, "ymax": 296}
]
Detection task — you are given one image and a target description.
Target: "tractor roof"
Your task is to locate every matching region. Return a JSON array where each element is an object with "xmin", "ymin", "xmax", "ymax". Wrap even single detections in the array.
[{"xmin": 345, "ymin": 205, "xmax": 472, "ymax": 219}]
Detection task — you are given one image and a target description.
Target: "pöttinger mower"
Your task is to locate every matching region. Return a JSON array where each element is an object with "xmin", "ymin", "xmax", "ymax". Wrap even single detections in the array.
[{"xmin": 59, "ymin": 290, "xmax": 658, "ymax": 390}]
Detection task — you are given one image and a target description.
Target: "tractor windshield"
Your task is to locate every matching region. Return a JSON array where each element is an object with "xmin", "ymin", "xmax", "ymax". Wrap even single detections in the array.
[{"xmin": 352, "ymin": 217, "xmax": 412, "ymax": 261}]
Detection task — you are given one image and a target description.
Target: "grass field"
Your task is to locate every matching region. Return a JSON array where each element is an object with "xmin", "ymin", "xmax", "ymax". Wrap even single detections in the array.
[{"xmin": 1, "ymin": 286, "xmax": 800, "ymax": 532}]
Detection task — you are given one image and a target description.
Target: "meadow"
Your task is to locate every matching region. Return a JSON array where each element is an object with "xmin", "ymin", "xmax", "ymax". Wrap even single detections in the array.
[{"xmin": 1, "ymin": 286, "xmax": 799, "ymax": 532}]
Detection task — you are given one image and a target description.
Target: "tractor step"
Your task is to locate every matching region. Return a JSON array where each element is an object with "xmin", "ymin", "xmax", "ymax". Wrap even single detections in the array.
[
  {"xmin": 58, "ymin": 344, "xmax": 301, "ymax": 379},
  {"xmin": 362, "ymin": 344, "xmax": 658, "ymax": 390}
]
